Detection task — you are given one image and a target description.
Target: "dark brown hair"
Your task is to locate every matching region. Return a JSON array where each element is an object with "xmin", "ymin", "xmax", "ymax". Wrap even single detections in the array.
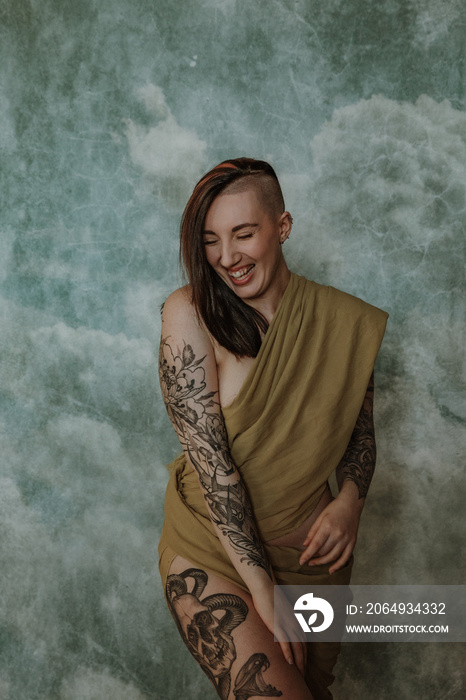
[{"xmin": 180, "ymin": 158, "xmax": 285, "ymax": 357}]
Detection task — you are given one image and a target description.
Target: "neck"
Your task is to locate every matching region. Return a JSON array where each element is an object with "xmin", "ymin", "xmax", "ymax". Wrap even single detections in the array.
[{"xmin": 246, "ymin": 264, "xmax": 291, "ymax": 323}]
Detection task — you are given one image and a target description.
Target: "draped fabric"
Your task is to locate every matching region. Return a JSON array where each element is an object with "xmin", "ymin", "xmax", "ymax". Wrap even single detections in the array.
[{"xmin": 158, "ymin": 273, "xmax": 389, "ymax": 592}]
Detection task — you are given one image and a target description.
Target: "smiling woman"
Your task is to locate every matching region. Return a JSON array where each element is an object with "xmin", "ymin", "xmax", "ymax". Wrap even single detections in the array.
[
  {"xmin": 158, "ymin": 158, "xmax": 388, "ymax": 700},
  {"xmin": 203, "ymin": 187, "xmax": 291, "ymax": 313},
  {"xmin": 179, "ymin": 160, "xmax": 288, "ymax": 358}
]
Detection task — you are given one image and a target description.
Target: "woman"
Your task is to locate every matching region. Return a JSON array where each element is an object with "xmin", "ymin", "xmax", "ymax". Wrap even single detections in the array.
[{"xmin": 158, "ymin": 158, "xmax": 388, "ymax": 699}]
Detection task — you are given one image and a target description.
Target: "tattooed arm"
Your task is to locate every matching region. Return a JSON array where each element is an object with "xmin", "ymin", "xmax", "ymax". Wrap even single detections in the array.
[
  {"xmin": 335, "ymin": 372, "xmax": 376, "ymax": 498},
  {"xmin": 299, "ymin": 374, "xmax": 376, "ymax": 573},
  {"xmin": 159, "ymin": 288, "xmax": 273, "ymax": 588},
  {"xmin": 160, "ymin": 289, "xmax": 311, "ymax": 673}
]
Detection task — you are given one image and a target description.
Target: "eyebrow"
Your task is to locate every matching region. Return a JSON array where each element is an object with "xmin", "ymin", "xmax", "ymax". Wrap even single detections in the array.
[{"xmin": 203, "ymin": 223, "xmax": 258, "ymax": 235}]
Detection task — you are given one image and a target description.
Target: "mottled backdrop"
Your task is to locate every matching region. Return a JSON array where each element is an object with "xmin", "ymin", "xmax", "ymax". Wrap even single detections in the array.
[{"xmin": 0, "ymin": 1, "xmax": 465, "ymax": 698}]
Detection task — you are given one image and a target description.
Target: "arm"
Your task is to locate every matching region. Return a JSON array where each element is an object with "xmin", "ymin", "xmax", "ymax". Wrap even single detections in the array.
[
  {"xmin": 159, "ymin": 290, "xmax": 305, "ymax": 671},
  {"xmin": 159, "ymin": 289, "xmax": 272, "ymax": 587},
  {"xmin": 299, "ymin": 373, "xmax": 376, "ymax": 573},
  {"xmin": 336, "ymin": 371, "xmax": 376, "ymax": 498}
]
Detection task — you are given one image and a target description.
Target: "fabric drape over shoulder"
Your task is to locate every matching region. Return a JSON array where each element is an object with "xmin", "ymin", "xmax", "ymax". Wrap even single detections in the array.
[{"xmin": 159, "ymin": 273, "xmax": 388, "ymax": 591}]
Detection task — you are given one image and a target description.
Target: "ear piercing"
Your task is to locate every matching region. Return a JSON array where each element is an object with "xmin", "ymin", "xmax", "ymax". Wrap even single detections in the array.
[{"xmin": 280, "ymin": 214, "xmax": 293, "ymax": 244}]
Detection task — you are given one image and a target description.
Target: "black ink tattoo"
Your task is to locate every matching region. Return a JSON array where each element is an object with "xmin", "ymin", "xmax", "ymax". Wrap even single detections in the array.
[
  {"xmin": 234, "ymin": 653, "xmax": 283, "ymax": 699},
  {"xmin": 336, "ymin": 373, "xmax": 376, "ymax": 499},
  {"xmin": 159, "ymin": 338, "xmax": 272, "ymax": 578},
  {"xmin": 166, "ymin": 568, "xmax": 248, "ymax": 700}
]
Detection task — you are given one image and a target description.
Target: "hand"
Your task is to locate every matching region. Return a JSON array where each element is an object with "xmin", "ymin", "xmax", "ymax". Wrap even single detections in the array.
[
  {"xmin": 251, "ymin": 586, "xmax": 307, "ymax": 677},
  {"xmin": 299, "ymin": 487, "xmax": 364, "ymax": 573}
]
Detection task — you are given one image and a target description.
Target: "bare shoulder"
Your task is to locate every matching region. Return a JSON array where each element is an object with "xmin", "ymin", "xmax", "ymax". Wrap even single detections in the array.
[
  {"xmin": 162, "ymin": 285, "xmax": 193, "ymax": 317},
  {"xmin": 161, "ymin": 285, "xmax": 214, "ymax": 357},
  {"xmin": 159, "ymin": 285, "xmax": 219, "ymax": 416},
  {"xmin": 162, "ymin": 285, "xmax": 199, "ymax": 330}
]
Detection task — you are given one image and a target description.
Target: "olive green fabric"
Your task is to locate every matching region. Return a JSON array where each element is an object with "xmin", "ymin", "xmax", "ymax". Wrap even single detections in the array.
[{"xmin": 158, "ymin": 273, "xmax": 388, "ymax": 590}]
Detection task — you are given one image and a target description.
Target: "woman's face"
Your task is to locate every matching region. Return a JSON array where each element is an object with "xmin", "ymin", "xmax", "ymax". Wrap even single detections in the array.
[{"xmin": 203, "ymin": 186, "xmax": 291, "ymax": 312}]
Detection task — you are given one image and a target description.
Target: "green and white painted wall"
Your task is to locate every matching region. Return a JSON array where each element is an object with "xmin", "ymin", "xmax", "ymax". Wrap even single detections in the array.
[{"xmin": 1, "ymin": 1, "xmax": 465, "ymax": 697}]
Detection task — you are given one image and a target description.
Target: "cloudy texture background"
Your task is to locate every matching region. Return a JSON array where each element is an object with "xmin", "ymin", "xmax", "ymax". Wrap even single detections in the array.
[{"xmin": 1, "ymin": 1, "xmax": 465, "ymax": 698}]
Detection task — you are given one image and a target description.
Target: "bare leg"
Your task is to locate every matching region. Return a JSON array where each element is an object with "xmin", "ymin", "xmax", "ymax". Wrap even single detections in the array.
[{"xmin": 166, "ymin": 555, "xmax": 314, "ymax": 700}]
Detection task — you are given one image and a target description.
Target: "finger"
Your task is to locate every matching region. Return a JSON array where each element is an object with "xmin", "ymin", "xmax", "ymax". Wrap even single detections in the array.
[
  {"xmin": 292, "ymin": 641, "xmax": 306, "ymax": 677},
  {"xmin": 310, "ymin": 539, "xmax": 335, "ymax": 557},
  {"xmin": 307, "ymin": 542, "xmax": 342, "ymax": 566},
  {"xmin": 299, "ymin": 531, "xmax": 331, "ymax": 565},
  {"xmin": 279, "ymin": 640, "xmax": 295, "ymax": 667},
  {"xmin": 300, "ymin": 528, "xmax": 335, "ymax": 563},
  {"xmin": 328, "ymin": 544, "xmax": 353, "ymax": 574},
  {"xmin": 302, "ymin": 514, "xmax": 325, "ymax": 546}
]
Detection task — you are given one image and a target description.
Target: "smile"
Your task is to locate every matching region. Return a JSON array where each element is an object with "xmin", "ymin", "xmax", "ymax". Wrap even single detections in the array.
[{"xmin": 228, "ymin": 265, "xmax": 255, "ymax": 281}]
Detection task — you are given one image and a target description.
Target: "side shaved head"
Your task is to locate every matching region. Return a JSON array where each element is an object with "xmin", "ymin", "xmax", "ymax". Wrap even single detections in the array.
[
  {"xmin": 180, "ymin": 157, "xmax": 288, "ymax": 355},
  {"xmin": 221, "ymin": 173, "xmax": 285, "ymax": 221}
]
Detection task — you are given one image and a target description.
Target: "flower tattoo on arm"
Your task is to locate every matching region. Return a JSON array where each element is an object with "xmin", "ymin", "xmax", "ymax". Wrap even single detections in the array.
[{"xmin": 159, "ymin": 338, "xmax": 272, "ymax": 578}]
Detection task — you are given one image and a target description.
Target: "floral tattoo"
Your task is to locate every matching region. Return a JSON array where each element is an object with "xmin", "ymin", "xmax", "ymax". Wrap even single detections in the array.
[{"xmin": 159, "ymin": 338, "xmax": 272, "ymax": 578}]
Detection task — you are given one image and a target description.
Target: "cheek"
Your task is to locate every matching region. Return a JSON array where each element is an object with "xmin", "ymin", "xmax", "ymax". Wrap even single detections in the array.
[
  {"xmin": 248, "ymin": 239, "xmax": 269, "ymax": 259},
  {"xmin": 254, "ymin": 240, "xmax": 279, "ymax": 263},
  {"xmin": 204, "ymin": 246, "xmax": 216, "ymax": 267}
]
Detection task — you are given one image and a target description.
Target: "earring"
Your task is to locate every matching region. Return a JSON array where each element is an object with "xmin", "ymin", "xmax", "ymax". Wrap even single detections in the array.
[{"xmin": 281, "ymin": 214, "xmax": 293, "ymax": 244}]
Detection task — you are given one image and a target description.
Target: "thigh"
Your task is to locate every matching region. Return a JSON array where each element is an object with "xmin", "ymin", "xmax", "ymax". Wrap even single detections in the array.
[{"xmin": 166, "ymin": 555, "xmax": 314, "ymax": 700}]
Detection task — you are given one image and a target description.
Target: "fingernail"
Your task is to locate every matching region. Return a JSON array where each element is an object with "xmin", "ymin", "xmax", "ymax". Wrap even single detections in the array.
[{"xmin": 288, "ymin": 658, "xmax": 294, "ymax": 665}]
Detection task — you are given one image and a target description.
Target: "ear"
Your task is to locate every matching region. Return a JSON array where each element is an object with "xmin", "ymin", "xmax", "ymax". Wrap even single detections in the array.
[{"xmin": 278, "ymin": 211, "xmax": 293, "ymax": 244}]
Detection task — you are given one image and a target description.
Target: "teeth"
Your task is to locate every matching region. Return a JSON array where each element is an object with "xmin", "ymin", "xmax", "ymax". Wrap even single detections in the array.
[{"xmin": 229, "ymin": 265, "xmax": 254, "ymax": 280}]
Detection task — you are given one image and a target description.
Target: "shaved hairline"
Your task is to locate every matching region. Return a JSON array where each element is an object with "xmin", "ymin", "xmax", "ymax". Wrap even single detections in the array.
[{"xmin": 220, "ymin": 174, "xmax": 285, "ymax": 221}]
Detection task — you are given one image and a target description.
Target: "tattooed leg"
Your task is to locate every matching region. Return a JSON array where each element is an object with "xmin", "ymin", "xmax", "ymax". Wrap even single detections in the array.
[
  {"xmin": 166, "ymin": 556, "xmax": 314, "ymax": 700},
  {"xmin": 166, "ymin": 566, "xmax": 247, "ymax": 699},
  {"xmin": 234, "ymin": 653, "xmax": 282, "ymax": 699}
]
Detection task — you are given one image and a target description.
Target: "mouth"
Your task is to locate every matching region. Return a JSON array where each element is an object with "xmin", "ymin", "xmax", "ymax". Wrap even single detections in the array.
[{"xmin": 228, "ymin": 264, "xmax": 255, "ymax": 284}]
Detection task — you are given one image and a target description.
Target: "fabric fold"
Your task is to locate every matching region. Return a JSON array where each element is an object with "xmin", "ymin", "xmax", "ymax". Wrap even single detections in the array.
[{"xmin": 159, "ymin": 273, "xmax": 388, "ymax": 591}]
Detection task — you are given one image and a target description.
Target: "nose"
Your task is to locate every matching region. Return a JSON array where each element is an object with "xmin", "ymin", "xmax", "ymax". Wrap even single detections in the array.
[{"xmin": 219, "ymin": 239, "xmax": 240, "ymax": 269}]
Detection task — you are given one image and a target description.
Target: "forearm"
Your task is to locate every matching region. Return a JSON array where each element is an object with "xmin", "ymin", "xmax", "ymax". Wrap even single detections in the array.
[
  {"xmin": 159, "ymin": 335, "xmax": 273, "ymax": 592},
  {"xmin": 336, "ymin": 373, "xmax": 376, "ymax": 500},
  {"xmin": 297, "ymin": 374, "xmax": 377, "ymax": 572},
  {"xmin": 179, "ymin": 422, "xmax": 273, "ymax": 588},
  {"xmin": 196, "ymin": 458, "xmax": 273, "ymax": 589},
  {"xmin": 336, "ymin": 435, "xmax": 376, "ymax": 500}
]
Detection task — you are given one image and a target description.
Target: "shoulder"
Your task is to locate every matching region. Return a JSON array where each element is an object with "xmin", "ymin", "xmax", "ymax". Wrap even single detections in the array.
[
  {"xmin": 327, "ymin": 285, "xmax": 369, "ymax": 311},
  {"xmin": 162, "ymin": 285, "xmax": 192, "ymax": 316},
  {"xmin": 291, "ymin": 273, "xmax": 388, "ymax": 327},
  {"xmin": 298, "ymin": 275, "xmax": 388, "ymax": 321},
  {"xmin": 322, "ymin": 287, "xmax": 389, "ymax": 348},
  {"xmin": 161, "ymin": 286, "xmax": 214, "ymax": 351},
  {"xmin": 327, "ymin": 285, "xmax": 388, "ymax": 322},
  {"xmin": 291, "ymin": 274, "xmax": 367, "ymax": 313},
  {"xmin": 161, "ymin": 286, "xmax": 198, "ymax": 329}
]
